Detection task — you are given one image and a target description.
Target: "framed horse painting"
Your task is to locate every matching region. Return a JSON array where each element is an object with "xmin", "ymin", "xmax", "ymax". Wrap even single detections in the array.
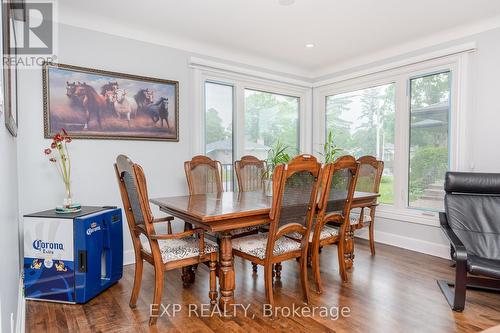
[{"xmin": 42, "ymin": 62, "xmax": 179, "ymax": 141}]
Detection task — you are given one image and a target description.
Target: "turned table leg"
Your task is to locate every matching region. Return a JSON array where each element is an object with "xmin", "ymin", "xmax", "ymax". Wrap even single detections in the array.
[
  {"xmin": 218, "ymin": 232, "xmax": 235, "ymax": 312},
  {"xmin": 344, "ymin": 225, "xmax": 355, "ymax": 269}
]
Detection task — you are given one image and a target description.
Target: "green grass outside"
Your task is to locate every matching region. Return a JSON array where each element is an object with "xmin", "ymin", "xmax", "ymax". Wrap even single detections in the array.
[{"xmin": 379, "ymin": 175, "xmax": 394, "ymax": 204}]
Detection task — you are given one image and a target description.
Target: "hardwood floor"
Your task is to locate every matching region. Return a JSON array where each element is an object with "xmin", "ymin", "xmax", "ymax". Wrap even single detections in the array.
[{"xmin": 26, "ymin": 239, "xmax": 500, "ymax": 333}]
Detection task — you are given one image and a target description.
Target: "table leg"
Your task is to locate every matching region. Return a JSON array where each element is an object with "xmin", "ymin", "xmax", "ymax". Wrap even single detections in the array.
[
  {"xmin": 218, "ymin": 232, "xmax": 235, "ymax": 312},
  {"xmin": 344, "ymin": 225, "xmax": 355, "ymax": 269}
]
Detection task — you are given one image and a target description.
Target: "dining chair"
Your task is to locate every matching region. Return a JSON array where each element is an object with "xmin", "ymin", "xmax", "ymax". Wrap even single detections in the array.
[
  {"xmin": 183, "ymin": 155, "xmax": 223, "ymax": 232},
  {"xmin": 309, "ymin": 155, "xmax": 359, "ymax": 291},
  {"xmin": 185, "ymin": 155, "xmax": 258, "ymax": 238},
  {"xmin": 350, "ymin": 155, "xmax": 384, "ymax": 256},
  {"xmin": 233, "ymin": 155, "xmax": 267, "ymax": 270},
  {"xmin": 115, "ymin": 155, "xmax": 218, "ymax": 326},
  {"xmin": 231, "ymin": 154, "xmax": 323, "ymax": 308},
  {"xmin": 234, "ymin": 155, "xmax": 267, "ymax": 192},
  {"xmin": 184, "ymin": 155, "xmax": 224, "ymax": 195}
]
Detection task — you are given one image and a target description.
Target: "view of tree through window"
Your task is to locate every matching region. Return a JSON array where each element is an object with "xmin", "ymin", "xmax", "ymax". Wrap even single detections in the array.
[
  {"xmin": 205, "ymin": 82, "xmax": 233, "ymax": 165},
  {"xmin": 204, "ymin": 82, "xmax": 234, "ymax": 190},
  {"xmin": 326, "ymin": 83, "xmax": 395, "ymax": 204},
  {"xmin": 244, "ymin": 89, "xmax": 299, "ymax": 160},
  {"xmin": 409, "ymin": 72, "xmax": 450, "ymax": 211}
]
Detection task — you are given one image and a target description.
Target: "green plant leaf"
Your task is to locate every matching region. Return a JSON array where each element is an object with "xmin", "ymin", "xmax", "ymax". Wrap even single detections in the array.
[{"xmin": 319, "ymin": 130, "xmax": 342, "ymax": 163}]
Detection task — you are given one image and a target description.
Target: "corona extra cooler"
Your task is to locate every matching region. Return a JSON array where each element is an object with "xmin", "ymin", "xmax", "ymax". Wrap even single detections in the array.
[{"xmin": 23, "ymin": 207, "xmax": 123, "ymax": 303}]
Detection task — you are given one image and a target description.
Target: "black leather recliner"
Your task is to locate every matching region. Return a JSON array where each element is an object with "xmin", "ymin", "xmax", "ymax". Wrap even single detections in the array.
[{"xmin": 438, "ymin": 172, "xmax": 500, "ymax": 311}]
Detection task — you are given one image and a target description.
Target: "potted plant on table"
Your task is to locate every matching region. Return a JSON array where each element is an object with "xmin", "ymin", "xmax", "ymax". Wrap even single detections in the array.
[
  {"xmin": 44, "ymin": 129, "xmax": 81, "ymax": 213},
  {"xmin": 263, "ymin": 140, "xmax": 292, "ymax": 196},
  {"xmin": 320, "ymin": 130, "xmax": 342, "ymax": 163}
]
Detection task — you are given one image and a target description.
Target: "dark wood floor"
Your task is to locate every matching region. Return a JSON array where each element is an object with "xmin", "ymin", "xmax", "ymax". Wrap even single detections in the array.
[{"xmin": 26, "ymin": 239, "xmax": 500, "ymax": 333}]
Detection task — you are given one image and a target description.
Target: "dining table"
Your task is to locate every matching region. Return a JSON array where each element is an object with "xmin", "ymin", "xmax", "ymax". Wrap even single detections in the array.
[{"xmin": 150, "ymin": 190, "xmax": 379, "ymax": 309}]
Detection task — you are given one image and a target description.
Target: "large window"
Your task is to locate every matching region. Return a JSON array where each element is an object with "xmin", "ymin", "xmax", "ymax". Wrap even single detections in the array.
[
  {"xmin": 326, "ymin": 83, "xmax": 395, "ymax": 204},
  {"xmin": 244, "ymin": 89, "xmax": 300, "ymax": 159},
  {"xmin": 203, "ymin": 78, "xmax": 305, "ymax": 191},
  {"xmin": 204, "ymin": 82, "xmax": 234, "ymax": 190},
  {"xmin": 408, "ymin": 72, "xmax": 451, "ymax": 211},
  {"xmin": 321, "ymin": 61, "xmax": 457, "ymax": 216}
]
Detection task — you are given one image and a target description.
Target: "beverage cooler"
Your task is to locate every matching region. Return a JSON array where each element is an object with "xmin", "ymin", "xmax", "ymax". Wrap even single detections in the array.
[{"xmin": 23, "ymin": 206, "xmax": 123, "ymax": 303}]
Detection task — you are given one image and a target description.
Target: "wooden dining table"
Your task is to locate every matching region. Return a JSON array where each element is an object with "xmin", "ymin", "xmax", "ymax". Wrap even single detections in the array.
[{"xmin": 150, "ymin": 190, "xmax": 379, "ymax": 309}]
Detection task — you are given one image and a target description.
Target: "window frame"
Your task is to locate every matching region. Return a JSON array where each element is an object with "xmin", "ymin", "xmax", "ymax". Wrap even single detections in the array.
[
  {"xmin": 324, "ymin": 80, "xmax": 397, "ymax": 205},
  {"xmin": 194, "ymin": 69, "xmax": 312, "ymax": 162},
  {"xmin": 407, "ymin": 70, "xmax": 452, "ymax": 211},
  {"xmin": 204, "ymin": 80, "xmax": 236, "ymax": 164},
  {"xmin": 314, "ymin": 54, "xmax": 468, "ymax": 226},
  {"xmin": 243, "ymin": 87, "xmax": 301, "ymax": 156}
]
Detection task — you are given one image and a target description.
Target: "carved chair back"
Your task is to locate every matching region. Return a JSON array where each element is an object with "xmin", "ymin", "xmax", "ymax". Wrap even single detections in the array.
[
  {"xmin": 234, "ymin": 155, "xmax": 267, "ymax": 192},
  {"xmin": 266, "ymin": 154, "xmax": 323, "ymax": 260},
  {"xmin": 114, "ymin": 155, "xmax": 161, "ymax": 262},
  {"xmin": 316, "ymin": 155, "xmax": 359, "ymax": 233},
  {"xmin": 184, "ymin": 155, "xmax": 223, "ymax": 195},
  {"xmin": 355, "ymin": 155, "xmax": 384, "ymax": 194}
]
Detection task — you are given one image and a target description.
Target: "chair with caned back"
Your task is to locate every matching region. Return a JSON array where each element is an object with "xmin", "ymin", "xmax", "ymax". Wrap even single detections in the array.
[
  {"xmin": 350, "ymin": 155, "xmax": 384, "ymax": 255},
  {"xmin": 184, "ymin": 155, "xmax": 223, "ymax": 195},
  {"xmin": 184, "ymin": 155, "xmax": 259, "ymax": 239},
  {"xmin": 183, "ymin": 155, "xmax": 222, "ymax": 232},
  {"xmin": 232, "ymin": 156, "xmax": 266, "ymax": 254},
  {"xmin": 115, "ymin": 155, "xmax": 218, "ymax": 326},
  {"xmin": 234, "ymin": 155, "xmax": 267, "ymax": 192},
  {"xmin": 231, "ymin": 154, "xmax": 323, "ymax": 308},
  {"xmin": 310, "ymin": 156, "xmax": 359, "ymax": 290}
]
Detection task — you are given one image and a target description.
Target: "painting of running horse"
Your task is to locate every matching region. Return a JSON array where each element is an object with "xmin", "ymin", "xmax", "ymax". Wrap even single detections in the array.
[{"xmin": 42, "ymin": 62, "xmax": 179, "ymax": 141}]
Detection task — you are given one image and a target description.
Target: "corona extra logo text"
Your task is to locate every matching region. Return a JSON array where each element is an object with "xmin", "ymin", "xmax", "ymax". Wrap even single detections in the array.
[
  {"xmin": 32, "ymin": 239, "xmax": 64, "ymax": 254},
  {"xmin": 86, "ymin": 223, "xmax": 101, "ymax": 236}
]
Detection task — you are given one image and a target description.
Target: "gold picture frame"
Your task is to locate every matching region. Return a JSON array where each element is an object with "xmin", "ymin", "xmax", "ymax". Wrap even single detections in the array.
[{"xmin": 43, "ymin": 62, "xmax": 179, "ymax": 141}]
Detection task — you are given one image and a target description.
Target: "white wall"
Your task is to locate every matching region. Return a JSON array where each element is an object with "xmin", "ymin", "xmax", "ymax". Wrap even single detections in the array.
[{"xmin": 0, "ymin": 110, "xmax": 20, "ymax": 331}]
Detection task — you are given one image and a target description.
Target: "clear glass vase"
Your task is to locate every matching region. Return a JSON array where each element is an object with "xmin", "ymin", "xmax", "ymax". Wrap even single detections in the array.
[
  {"xmin": 264, "ymin": 179, "xmax": 273, "ymax": 197},
  {"xmin": 63, "ymin": 182, "xmax": 73, "ymax": 208}
]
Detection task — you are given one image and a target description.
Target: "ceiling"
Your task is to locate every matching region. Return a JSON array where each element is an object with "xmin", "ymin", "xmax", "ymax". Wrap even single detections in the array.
[{"xmin": 59, "ymin": 0, "xmax": 500, "ymax": 78}]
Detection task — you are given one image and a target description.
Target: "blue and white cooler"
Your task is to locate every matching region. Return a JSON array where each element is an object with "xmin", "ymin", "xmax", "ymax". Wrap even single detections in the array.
[{"xmin": 23, "ymin": 206, "xmax": 123, "ymax": 303}]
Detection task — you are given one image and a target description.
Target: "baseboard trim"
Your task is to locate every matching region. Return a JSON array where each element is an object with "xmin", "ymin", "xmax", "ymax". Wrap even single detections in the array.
[
  {"xmin": 16, "ymin": 275, "xmax": 25, "ymax": 333},
  {"xmin": 355, "ymin": 229, "xmax": 450, "ymax": 259}
]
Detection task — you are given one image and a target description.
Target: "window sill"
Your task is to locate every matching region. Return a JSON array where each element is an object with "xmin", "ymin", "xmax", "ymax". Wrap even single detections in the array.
[{"xmin": 353, "ymin": 205, "xmax": 441, "ymax": 227}]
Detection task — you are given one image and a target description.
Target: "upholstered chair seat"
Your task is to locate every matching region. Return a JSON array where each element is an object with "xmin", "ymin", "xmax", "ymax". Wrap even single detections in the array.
[
  {"xmin": 142, "ymin": 237, "xmax": 218, "ymax": 263},
  {"xmin": 350, "ymin": 215, "xmax": 372, "ymax": 225},
  {"xmin": 288, "ymin": 224, "xmax": 339, "ymax": 242},
  {"xmin": 231, "ymin": 233, "xmax": 301, "ymax": 260}
]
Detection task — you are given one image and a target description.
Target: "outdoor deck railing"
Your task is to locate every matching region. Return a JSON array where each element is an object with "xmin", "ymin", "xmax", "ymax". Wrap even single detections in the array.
[{"xmin": 221, "ymin": 163, "xmax": 234, "ymax": 192}]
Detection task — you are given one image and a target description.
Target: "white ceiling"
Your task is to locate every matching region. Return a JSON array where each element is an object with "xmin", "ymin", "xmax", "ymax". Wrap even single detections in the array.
[{"xmin": 59, "ymin": 0, "xmax": 500, "ymax": 78}]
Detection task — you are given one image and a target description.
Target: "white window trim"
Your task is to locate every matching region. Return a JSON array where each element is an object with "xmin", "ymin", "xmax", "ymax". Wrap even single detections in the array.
[
  {"xmin": 192, "ymin": 67, "xmax": 313, "ymax": 160},
  {"xmin": 313, "ymin": 53, "xmax": 472, "ymax": 227}
]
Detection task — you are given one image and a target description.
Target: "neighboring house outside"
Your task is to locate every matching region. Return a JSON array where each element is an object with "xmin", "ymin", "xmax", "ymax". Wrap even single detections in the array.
[
  {"xmin": 206, "ymin": 138, "xmax": 269, "ymax": 191},
  {"xmin": 409, "ymin": 101, "xmax": 450, "ymax": 210},
  {"xmin": 206, "ymin": 138, "xmax": 269, "ymax": 165}
]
